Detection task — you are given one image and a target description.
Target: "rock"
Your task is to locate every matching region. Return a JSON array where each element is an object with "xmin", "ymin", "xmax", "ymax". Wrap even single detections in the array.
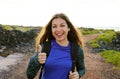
[
  {"xmin": 0, "ymin": 53, "xmax": 23, "ymax": 72},
  {"xmin": 0, "ymin": 25, "xmax": 38, "ymax": 48}
]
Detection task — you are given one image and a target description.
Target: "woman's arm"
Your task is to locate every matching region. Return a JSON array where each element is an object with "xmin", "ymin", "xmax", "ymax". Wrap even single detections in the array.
[
  {"xmin": 26, "ymin": 52, "xmax": 41, "ymax": 79},
  {"xmin": 76, "ymin": 46, "xmax": 86, "ymax": 77}
]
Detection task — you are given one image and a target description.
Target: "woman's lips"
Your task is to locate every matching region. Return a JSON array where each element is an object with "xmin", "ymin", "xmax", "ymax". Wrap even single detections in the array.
[{"xmin": 56, "ymin": 33, "xmax": 63, "ymax": 38}]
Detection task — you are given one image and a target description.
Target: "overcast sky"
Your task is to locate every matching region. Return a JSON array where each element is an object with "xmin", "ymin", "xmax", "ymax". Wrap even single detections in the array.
[{"xmin": 0, "ymin": 0, "xmax": 120, "ymax": 30}]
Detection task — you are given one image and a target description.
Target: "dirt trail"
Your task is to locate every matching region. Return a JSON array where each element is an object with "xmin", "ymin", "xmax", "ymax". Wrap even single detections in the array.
[
  {"xmin": 81, "ymin": 34, "xmax": 120, "ymax": 79},
  {"xmin": 0, "ymin": 34, "xmax": 120, "ymax": 79}
]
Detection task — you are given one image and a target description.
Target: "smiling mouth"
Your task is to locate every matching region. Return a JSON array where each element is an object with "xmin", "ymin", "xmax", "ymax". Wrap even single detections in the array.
[{"xmin": 56, "ymin": 33, "xmax": 64, "ymax": 38}]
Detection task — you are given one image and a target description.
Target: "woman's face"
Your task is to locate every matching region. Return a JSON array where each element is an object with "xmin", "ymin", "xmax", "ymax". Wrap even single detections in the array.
[{"xmin": 52, "ymin": 18, "xmax": 70, "ymax": 42}]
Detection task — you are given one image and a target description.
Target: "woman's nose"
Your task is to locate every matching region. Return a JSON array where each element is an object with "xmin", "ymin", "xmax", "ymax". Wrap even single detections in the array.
[{"xmin": 56, "ymin": 26, "xmax": 61, "ymax": 31}]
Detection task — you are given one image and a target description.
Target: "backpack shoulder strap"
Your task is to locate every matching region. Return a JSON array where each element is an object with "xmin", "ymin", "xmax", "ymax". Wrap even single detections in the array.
[
  {"xmin": 41, "ymin": 41, "xmax": 51, "ymax": 57},
  {"xmin": 39, "ymin": 41, "xmax": 51, "ymax": 79}
]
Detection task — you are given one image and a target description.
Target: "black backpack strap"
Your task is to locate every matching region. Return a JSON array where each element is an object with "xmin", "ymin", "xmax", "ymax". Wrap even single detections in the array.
[
  {"xmin": 42, "ymin": 41, "xmax": 51, "ymax": 57},
  {"xmin": 70, "ymin": 42, "xmax": 78, "ymax": 72},
  {"xmin": 39, "ymin": 41, "xmax": 51, "ymax": 79}
]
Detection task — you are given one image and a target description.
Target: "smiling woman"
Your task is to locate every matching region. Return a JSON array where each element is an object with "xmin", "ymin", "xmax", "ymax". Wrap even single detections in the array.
[{"xmin": 26, "ymin": 13, "xmax": 85, "ymax": 79}]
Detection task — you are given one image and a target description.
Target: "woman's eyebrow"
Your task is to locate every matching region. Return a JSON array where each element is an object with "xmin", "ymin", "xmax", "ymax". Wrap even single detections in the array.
[
  {"xmin": 61, "ymin": 22, "xmax": 66, "ymax": 24},
  {"xmin": 52, "ymin": 24, "xmax": 56, "ymax": 25}
]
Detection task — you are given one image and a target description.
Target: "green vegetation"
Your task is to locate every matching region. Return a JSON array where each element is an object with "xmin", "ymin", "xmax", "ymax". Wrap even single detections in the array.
[
  {"xmin": 100, "ymin": 50, "xmax": 120, "ymax": 70},
  {"xmin": 87, "ymin": 29, "xmax": 120, "ymax": 70},
  {"xmin": 89, "ymin": 40, "xmax": 100, "ymax": 48},
  {"xmin": 89, "ymin": 30, "xmax": 117, "ymax": 48},
  {"xmin": 80, "ymin": 27, "xmax": 100, "ymax": 35},
  {"xmin": 97, "ymin": 30, "xmax": 116, "ymax": 43},
  {"xmin": 2, "ymin": 24, "xmax": 41, "ymax": 32}
]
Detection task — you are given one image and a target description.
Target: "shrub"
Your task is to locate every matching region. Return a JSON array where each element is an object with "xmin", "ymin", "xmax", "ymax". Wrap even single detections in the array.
[
  {"xmin": 88, "ymin": 30, "xmax": 117, "ymax": 48},
  {"xmin": 100, "ymin": 50, "xmax": 120, "ymax": 69},
  {"xmin": 89, "ymin": 40, "xmax": 100, "ymax": 48}
]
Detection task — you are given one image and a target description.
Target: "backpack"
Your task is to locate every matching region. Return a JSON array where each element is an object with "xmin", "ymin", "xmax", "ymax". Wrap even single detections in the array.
[{"xmin": 39, "ymin": 41, "xmax": 78, "ymax": 79}]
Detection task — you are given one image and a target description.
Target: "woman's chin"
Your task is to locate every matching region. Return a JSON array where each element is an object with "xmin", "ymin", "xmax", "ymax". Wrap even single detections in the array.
[{"xmin": 56, "ymin": 38, "xmax": 64, "ymax": 41}]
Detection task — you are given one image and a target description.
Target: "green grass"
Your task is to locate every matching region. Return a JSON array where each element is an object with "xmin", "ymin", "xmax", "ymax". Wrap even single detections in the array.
[
  {"xmin": 2, "ymin": 25, "xmax": 32, "ymax": 32},
  {"xmin": 80, "ymin": 28, "xmax": 100, "ymax": 35},
  {"xmin": 2, "ymin": 25, "xmax": 41, "ymax": 32},
  {"xmin": 100, "ymin": 50, "xmax": 120, "ymax": 70}
]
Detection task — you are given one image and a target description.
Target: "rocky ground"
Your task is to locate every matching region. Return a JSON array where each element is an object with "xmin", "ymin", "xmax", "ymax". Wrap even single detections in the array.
[{"xmin": 0, "ymin": 34, "xmax": 120, "ymax": 79}]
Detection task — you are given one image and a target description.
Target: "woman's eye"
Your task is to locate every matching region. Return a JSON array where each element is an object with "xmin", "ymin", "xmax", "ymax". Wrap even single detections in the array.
[
  {"xmin": 52, "ymin": 25, "xmax": 56, "ymax": 28},
  {"xmin": 61, "ymin": 25, "xmax": 65, "ymax": 27}
]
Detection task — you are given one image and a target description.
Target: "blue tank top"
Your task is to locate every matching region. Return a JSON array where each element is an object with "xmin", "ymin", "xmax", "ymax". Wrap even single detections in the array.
[{"xmin": 41, "ymin": 40, "xmax": 72, "ymax": 79}]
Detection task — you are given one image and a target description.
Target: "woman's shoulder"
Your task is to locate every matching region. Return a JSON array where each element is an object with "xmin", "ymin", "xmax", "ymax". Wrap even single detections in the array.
[
  {"xmin": 71, "ymin": 42, "xmax": 84, "ymax": 55},
  {"xmin": 70, "ymin": 42, "xmax": 82, "ymax": 49}
]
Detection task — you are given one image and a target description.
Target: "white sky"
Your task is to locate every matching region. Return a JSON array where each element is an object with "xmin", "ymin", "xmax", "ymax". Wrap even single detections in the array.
[{"xmin": 0, "ymin": 0, "xmax": 120, "ymax": 30}]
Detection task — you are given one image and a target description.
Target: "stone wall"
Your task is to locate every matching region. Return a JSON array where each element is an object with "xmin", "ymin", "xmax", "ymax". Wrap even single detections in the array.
[
  {"xmin": 92, "ymin": 32, "xmax": 120, "ymax": 52},
  {"xmin": 0, "ymin": 25, "xmax": 40, "ymax": 54},
  {"xmin": 112, "ymin": 32, "xmax": 120, "ymax": 51},
  {"xmin": 0, "ymin": 26, "xmax": 39, "ymax": 47}
]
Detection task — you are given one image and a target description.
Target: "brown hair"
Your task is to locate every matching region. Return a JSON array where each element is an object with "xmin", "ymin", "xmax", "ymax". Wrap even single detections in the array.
[{"xmin": 36, "ymin": 13, "xmax": 83, "ymax": 49}]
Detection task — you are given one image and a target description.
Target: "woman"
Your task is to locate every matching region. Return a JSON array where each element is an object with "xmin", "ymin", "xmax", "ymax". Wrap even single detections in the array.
[{"xmin": 26, "ymin": 13, "xmax": 85, "ymax": 79}]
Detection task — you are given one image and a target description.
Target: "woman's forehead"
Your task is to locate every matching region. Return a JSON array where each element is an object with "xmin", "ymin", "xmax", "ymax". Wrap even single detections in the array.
[{"xmin": 52, "ymin": 18, "xmax": 66, "ymax": 24}]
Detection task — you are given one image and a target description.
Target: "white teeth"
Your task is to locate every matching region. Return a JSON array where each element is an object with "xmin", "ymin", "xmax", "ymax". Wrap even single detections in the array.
[
  {"xmin": 57, "ymin": 34, "xmax": 62, "ymax": 35},
  {"xmin": 56, "ymin": 33, "xmax": 62, "ymax": 35}
]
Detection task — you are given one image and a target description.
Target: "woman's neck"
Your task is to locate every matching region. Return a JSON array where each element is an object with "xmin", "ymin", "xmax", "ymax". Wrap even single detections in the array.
[{"xmin": 56, "ymin": 40, "xmax": 69, "ymax": 46}]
